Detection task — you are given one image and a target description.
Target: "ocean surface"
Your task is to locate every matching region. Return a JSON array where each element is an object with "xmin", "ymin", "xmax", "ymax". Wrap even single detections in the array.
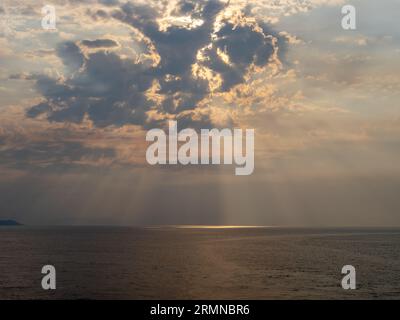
[{"xmin": 1, "ymin": 226, "xmax": 400, "ymax": 299}]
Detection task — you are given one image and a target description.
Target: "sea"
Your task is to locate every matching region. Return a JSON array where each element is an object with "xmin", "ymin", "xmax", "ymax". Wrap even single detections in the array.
[{"xmin": 1, "ymin": 226, "xmax": 400, "ymax": 299}]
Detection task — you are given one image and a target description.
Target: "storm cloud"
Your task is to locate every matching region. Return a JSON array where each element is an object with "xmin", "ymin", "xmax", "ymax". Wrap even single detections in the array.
[{"xmin": 26, "ymin": 0, "xmax": 285, "ymax": 129}]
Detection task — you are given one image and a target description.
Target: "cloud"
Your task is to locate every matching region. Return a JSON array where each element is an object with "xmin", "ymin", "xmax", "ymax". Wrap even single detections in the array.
[
  {"xmin": 57, "ymin": 41, "xmax": 85, "ymax": 71},
  {"xmin": 98, "ymin": 0, "xmax": 120, "ymax": 6},
  {"xmin": 0, "ymin": 137, "xmax": 116, "ymax": 171},
  {"xmin": 201, "ymin": 20, "xmax": 280, "ymax": 92},
  {"xmin": 23, "ymin": 0, "xmax": 285, "ymax": 129},
  {"xmin": 81, "ymin": 39, "xmax": 119, "ymax": 48}
]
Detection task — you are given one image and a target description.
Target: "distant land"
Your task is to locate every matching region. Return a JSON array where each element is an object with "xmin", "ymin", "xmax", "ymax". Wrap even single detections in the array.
[{"xmin": 0, "ymin": 220, "xmax": 22, "ymax": 226}]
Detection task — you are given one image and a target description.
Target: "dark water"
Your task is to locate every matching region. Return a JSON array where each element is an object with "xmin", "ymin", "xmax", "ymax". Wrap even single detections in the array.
[{"xmin": 1, "ymin": 226, "xmax": 400, "ymax": 299}]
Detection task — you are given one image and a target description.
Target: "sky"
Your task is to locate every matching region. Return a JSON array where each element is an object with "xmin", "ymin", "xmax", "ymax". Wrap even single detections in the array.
[{"xmin": 0, "ymin": 0, "xmax": 400, "ymax": 226}]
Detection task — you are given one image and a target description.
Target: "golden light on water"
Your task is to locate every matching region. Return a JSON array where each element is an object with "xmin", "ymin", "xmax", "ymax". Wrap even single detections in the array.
[{"xmin": 168, "ymin": 225, "xmax": 271, "ymax": 229}]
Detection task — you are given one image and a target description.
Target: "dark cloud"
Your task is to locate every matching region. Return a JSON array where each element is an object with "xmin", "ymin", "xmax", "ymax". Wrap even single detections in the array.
[
  {"xmin": 57, "ymin": 41, "xmax": 85, "ymax": 71},
  {"xmin": 115, "ymin": 0, "xmax": 224, "ymax": 76},
  {"xmin": 81, "ymin": 39, "xmax": 119, "ymax": 48},
  {"xmin": 172, "ymin": 0, "xmax": 197, "ymax": 15},
  {"xmin": 26, "ymin": 102, "xmax": 52, "ymax": 118},
  {"xmin": 215, "ymin": 23, "xmax": 274, "ymax": 67},
  {"xmin": 202, "ymin": 21, "xmax": 280, "ymax": 91},
  {"xmin": 26, "ymin": 0, "xmax": 285, "ymax": 129},
  {"xmin": 27, "ymin": 51, "xmax": 153, "ymax": 127}
]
